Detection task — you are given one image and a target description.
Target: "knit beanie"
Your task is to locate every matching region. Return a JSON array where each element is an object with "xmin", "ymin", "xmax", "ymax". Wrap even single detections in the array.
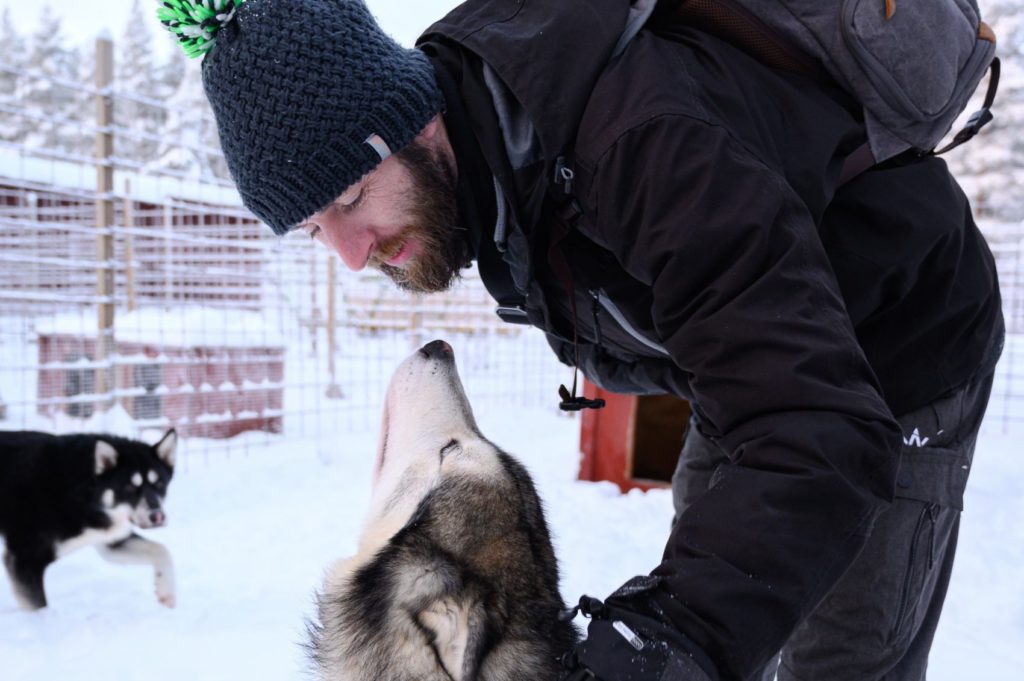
[{"xmin": 158, "ymin": 0, "xmax": 444, "ymax": 234}]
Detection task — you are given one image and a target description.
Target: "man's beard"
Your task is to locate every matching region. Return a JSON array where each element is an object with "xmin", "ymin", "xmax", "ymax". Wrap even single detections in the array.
[{"xmin": 370, "ymin": 140, "xmax": 468, "ymax": 294}]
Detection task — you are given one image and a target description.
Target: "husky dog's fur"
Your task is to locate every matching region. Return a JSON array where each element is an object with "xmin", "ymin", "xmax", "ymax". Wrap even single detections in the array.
[
  {"xmin": 0, "ymin": 429, "xmax": 177, "ymax": 610},
  {"xmin": 310, "ymin": 340, "xmax": 578, "ymax": 680}
]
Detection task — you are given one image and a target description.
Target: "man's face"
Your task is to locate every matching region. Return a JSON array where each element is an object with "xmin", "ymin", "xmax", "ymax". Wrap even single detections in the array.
[{"xmin": 297, "ymin": 134, "xmax": 468, "ymax": 294}]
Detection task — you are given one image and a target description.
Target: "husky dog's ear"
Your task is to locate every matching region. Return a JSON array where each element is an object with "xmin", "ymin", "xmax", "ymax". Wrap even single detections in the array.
[
  {"xmin": 416, "ymin": 598, "xmax": 488, "ymax": 681},
  {"xmin": 94, "ymin": 440, "xmax": 118, "ymax": 475},
  {"xmin": 155, "ymin": 429, "xmax": 177, "ymax": 468}
]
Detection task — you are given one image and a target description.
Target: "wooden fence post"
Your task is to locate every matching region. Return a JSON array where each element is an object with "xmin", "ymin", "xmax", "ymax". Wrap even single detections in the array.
[{"xmin": 95, "ymin": 35, "xmax": 115, "ymax": 412}]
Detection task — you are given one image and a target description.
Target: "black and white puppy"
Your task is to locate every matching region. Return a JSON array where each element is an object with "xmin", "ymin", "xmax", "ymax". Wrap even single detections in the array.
[{"xmin": 0, "ymin": 429, "xmax": 177, "ymax": 610}]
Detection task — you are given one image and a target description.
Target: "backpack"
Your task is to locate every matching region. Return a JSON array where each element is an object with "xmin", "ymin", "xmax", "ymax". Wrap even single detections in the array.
[{"xmin": 646, "ymin": 0, "xmax": 1001, "ymax": 181}]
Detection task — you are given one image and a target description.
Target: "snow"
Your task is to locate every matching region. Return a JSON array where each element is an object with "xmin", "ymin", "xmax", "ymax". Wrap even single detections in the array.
[
  {"xmin": 0, "ymin": 0, "xmax": 1021, "ymax": 677},
  {"xmin": 1, "ymin": 373, "xmax": 1021, "ymax": 680},
  {"xmin": 34, "ymin": 307, "xmax": 286, "ymax": 348}
]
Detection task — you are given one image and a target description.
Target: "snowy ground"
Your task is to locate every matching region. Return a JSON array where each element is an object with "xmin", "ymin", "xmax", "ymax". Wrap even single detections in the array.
[{"xmin": 1, "ymin": 374, "xmax": 1022, "ymax": 680}]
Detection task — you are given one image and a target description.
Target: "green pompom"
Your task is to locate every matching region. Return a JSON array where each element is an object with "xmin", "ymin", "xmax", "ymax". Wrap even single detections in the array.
[{"xmin": 156, "ymin": 0, "xmax": 246, "ymax": 59}]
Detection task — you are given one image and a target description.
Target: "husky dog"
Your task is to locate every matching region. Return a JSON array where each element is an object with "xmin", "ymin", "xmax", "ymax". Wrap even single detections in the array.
[
  {"xmin": 310, "ymin": 340, "xmax": 578, "ymax": 680},
  {"xmin": 0, "ymin": 429, "xmax": 177, "ymax": 610}
]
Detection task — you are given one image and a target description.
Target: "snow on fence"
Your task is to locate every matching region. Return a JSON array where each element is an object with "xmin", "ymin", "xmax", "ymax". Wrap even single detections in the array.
[{"xmin": 0, "ymin": 39, "xmax": 1021, "ymax": 464}]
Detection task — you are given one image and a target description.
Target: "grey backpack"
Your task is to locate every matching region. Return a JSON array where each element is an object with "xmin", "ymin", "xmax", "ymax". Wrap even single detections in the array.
[{"xmin": 650, "ymin": 0, "xmax": 1000, "ymax": 180}]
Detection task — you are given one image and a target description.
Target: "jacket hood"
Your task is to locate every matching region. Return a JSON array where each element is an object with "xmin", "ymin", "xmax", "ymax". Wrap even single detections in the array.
[{"xmin": 419, "ymin": 0, "xmax": 634, "ymax": 163}]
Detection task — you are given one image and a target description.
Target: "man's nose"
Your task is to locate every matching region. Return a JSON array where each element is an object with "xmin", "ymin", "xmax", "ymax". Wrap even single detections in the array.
[{"xmin": 322, "ymin": 221, "xmax": 374, "ymax": 271}]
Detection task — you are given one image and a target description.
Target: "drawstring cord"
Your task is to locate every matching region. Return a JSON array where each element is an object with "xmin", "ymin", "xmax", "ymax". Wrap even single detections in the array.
[{"xmin": 549, "ymin": 158, "xmax": 605, "ymax": 412}]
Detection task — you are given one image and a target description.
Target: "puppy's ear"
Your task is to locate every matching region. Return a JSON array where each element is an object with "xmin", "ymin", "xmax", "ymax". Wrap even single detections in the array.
[
  {"xmin": 416, "ymin": 597, "xmax": 487, "ymax": 681},
  {"xmin": 94, "ymin": 440, "xmax": 118, "ymax": 475},
  {"xmin": 155, "ymin": 429, "xmax": 177, "ymax": 468}
]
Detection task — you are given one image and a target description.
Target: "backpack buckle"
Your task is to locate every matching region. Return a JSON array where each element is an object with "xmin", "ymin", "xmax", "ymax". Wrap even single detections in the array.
[
  {"xmin": 934, "ymin": 57, "xmax": 1000, "ymax": 155},
  {"xmin": 964, "ymin": 107, "xmax": 994, "ymax": 135}
]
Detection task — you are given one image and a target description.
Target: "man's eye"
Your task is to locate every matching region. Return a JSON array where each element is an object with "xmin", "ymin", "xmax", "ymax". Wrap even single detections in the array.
[{"xmin": 338, "ymin": 188, "xmax": 364, "ymax": 213}]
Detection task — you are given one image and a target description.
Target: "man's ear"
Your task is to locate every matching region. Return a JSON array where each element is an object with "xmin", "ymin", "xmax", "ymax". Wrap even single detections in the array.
[
  {"xmin": 419, "ymin": 113, "xmax": 444, "ymax": 142},
  {"xmin": 416, "ymin": 113, "xmax": 457, "ymax": 174}
]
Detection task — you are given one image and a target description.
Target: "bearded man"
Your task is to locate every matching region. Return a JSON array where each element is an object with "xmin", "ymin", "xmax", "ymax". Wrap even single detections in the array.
[{"xmin": 165, "ymin": 0, "xmax": 1005, "ymax": 679}]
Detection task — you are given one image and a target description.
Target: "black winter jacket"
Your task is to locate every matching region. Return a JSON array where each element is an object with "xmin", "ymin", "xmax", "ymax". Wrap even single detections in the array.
[{"xmin": 419, "ymin": 1, "xmax": 1003, "ymax": 678}]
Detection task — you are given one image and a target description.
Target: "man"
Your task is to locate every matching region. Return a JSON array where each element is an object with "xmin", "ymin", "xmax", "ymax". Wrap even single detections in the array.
[{"xmin": 171, "ymin": 0, "xmax": 1004, "ymax": 678}]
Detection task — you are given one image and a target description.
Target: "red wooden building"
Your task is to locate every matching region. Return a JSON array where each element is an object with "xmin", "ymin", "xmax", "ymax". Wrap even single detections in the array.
[
  {"xmin": 578, "ymin": 380, "xmax": 692, "ymax": 492},
  {"xmin": 36, "ymin": 323, "xmax": 284, "ymax": 439}
]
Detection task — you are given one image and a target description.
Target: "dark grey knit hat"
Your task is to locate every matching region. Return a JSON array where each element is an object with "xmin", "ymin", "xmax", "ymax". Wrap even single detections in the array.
[{"xmin": 160, "ymin": 0, "xmax": 443, "ymax": 234}]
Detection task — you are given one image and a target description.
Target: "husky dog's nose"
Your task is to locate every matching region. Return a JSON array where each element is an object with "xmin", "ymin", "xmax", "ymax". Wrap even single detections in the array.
[
  {"xmin": 149, "ymin": 510, "xmax": 166, "ymax": 526},
  {"xmin": 419, "ymin": 340, "xmax": 453, "ymax": 361}
]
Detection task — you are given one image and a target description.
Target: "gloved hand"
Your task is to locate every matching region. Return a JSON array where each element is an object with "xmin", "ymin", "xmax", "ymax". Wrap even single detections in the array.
[{"xmin": 558, "ymin": 580, "xmax": 719, "ymax": 681}]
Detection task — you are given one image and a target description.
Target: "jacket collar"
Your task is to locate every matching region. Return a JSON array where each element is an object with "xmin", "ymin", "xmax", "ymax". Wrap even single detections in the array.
[{"xmin": 426, "ymin": 48, "xmax": 522, "ymax": 306}]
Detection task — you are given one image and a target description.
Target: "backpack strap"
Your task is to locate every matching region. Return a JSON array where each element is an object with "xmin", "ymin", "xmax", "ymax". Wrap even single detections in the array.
[
  {"xmin": 655, "ymin": 0, "xmax": 876, "ymax": 187},
  {"xmin": 933, "ymin": 57, "xmax": 1001, "ymax": 156},
  {"xmin": 838, "ymin": 142, "xmax": 877, "ymax": 187},
  {"xmin": 652, "ymin": 0, "xmax": 827, "ymax": 80}
]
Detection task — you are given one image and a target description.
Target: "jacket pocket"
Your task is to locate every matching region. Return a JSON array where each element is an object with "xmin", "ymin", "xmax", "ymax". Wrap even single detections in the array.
[{"xmin": 888, "ymin": 500, "xmax": 940, "ymax": 645}]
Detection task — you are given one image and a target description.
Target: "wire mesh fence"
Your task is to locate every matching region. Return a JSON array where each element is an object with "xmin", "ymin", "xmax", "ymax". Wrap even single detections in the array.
[
  {"xmin": 0, "ymin": 38, "xmax": 1022, "ymax": 468},
  {"xmin": 0, "ymin": 42, "xmax": 572, "ymax": 461},
  {"xmin": 0, "ymin": 177, "xmax": 571, "ymax": 457}
]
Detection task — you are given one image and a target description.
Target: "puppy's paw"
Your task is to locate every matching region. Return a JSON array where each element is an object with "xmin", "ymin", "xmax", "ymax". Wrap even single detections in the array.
[{"xmin": 155, "ymin": 570, "xmax": 176, "ymax": 609}]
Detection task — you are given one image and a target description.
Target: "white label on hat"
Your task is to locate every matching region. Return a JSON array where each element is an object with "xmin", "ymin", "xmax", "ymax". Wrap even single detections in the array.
[{"xmin": 365, "ymin": 134, "xmax": 392, "ymax": 161}]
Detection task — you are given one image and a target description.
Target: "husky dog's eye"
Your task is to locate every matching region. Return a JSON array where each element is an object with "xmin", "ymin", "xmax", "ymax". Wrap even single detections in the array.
[{"xmin": 439, "ymin": 440, "xmax": 461, "ymax": 458}]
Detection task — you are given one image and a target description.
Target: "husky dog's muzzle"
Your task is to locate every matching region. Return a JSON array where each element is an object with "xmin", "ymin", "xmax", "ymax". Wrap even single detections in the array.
[{"xmin": 372, "ymin": 339, "xmax": 478, "ymax": 490}]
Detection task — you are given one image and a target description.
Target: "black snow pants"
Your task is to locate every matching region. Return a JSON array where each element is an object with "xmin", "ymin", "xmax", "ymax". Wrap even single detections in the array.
[{"xmin": 672, "ymin": 367, "xmax": 996, "ymax": 681}]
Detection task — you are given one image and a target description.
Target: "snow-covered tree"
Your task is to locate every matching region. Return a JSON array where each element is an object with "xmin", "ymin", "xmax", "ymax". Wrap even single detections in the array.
[
  {"xmin": 0, "ymin": 8, "xmax": 28, "ymax": 142},
  {"xmin": 115, "ymin": 0, "xmax": 166, "ymax": 167},
  {"xmin": 20, "ymin": 5, "xmax": 89, "ymax": 157},
  {"xmin": 155, "ymin": 42, "xmax": 188, "ymax": 102},
  {"xmin": 151, "ymin": 56, "xmax": 230, "ymax": 181}
]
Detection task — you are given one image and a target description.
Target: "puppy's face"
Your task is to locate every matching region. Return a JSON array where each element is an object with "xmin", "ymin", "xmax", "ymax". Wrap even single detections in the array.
[{"xmin": 94, "ymin": 429, "xmax": 177, "ymax": 529}]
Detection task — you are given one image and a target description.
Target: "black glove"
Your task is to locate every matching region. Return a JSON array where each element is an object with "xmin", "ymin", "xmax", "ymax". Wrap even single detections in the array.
[{"xmin": 559, "ymin": 579, "xmax": 719, "ymax": 681}]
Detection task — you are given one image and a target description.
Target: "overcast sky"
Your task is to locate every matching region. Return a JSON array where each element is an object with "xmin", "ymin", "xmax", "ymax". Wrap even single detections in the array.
[{"xmin": 0, "ymin": 0, "xmax": 464, "ymax": 53}]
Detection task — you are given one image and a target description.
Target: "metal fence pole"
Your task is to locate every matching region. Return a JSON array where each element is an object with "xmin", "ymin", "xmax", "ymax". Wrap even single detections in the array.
[
  {"xmin": 326, "ymin": 255, "xmax": 342, "ymax": 398},
  {"xmin": 124, "ymin": 179, "xmax": 136, "ymax": 312},
  {"xmin": 95, "ymin": 35, "xmax": 115, "ymax": 412}
]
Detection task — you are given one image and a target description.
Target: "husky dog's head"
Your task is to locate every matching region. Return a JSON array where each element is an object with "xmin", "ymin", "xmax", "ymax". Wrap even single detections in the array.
[
  {"xmin": 93, "ymin": 430, "xmax": 176, "ymax": 529},
  {"xmin": 311, "ymin": 340, "xmax": 578, "ymax": 681}
]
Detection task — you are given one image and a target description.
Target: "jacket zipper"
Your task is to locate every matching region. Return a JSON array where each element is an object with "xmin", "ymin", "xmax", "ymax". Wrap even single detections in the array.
[
  {"xmin": 590, "ymin": 289, "xmax": 670, "ymax": 357},
  {"xmin": 589, "ymin": 290, "xmax": 604, "ymax": 347}
]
